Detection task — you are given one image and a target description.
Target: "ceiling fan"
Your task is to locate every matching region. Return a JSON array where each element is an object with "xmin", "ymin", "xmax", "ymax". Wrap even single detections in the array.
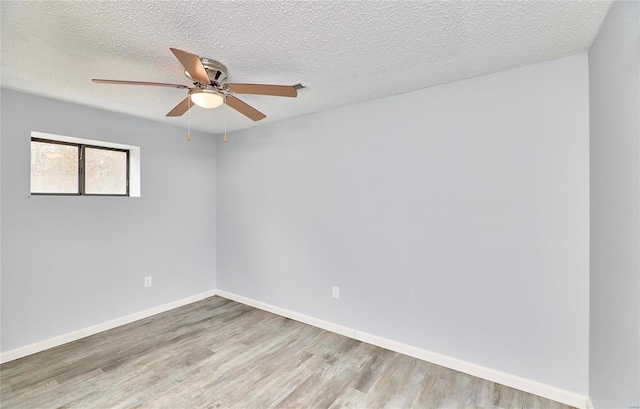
[{"xmin": 92, "ymin": 48, "xmax": 298, "ymax": 121}]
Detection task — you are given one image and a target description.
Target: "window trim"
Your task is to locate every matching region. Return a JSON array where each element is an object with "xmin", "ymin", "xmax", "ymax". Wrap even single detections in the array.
[{"xmin": 30, "ymin": 131, "xmax": 141, "ymax": 197}]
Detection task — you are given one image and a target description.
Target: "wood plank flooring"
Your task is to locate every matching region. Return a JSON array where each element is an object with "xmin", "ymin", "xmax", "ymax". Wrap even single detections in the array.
[{"xmin": 0, "ymin": 296, "xmax": 576, "ymax": 409}]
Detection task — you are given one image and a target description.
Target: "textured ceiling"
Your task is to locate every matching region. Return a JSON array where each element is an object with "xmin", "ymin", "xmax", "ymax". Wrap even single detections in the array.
[{"xmin": 1, "ymin": 1, "xmax": 612, "ymax": 134}]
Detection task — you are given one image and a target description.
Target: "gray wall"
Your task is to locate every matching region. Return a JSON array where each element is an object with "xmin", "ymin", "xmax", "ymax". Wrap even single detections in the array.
[
  {"xmin": 1, "ymin": 89, "xmax": 217, "ymax": 352},
  {"xmin": 217, "ymin": 54, "xmax": 590, "ymax": 394},
  {"xmin": 589, "ymin": 1, "xmax": 640, "ymax": 408}
]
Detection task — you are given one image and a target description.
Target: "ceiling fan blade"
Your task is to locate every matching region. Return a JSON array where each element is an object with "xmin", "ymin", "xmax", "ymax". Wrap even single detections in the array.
[
  {"xmin": 166, "ymin": 97, "xmax": 193, "ymax": 117},
  {"xmin": 226, "ymin": 83, "xmax": 297, "ymax": 98},
  {"xmin": 225, "ymin": 95, "xmax": 266, "ymax": 121},
  {"xmin": 169, "ymin": 48, "xmax": 210, "ymax": 84},
  {"xmin": 92, "ymin": 79, "xmax": 190, "ymax": 89}
]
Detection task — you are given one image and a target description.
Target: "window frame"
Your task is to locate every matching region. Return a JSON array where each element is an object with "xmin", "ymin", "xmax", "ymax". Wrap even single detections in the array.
[
  {"xmin": 31, "ymin": 137, "xmax": 130, "ymax": 197},
  {"xmin": 30, "ymin": 138, "xmax": 82, "ymax": 196},
  {"xmin": 81, "ymin": 144, "xmax": 130, "ymax": 197}
]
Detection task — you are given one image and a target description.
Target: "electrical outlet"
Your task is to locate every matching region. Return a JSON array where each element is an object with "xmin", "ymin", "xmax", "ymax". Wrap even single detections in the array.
[
  {"xmin": 144, "ymin": 276, "xmax": 152, "ymax": 287},
  {"xmin": 332, "ymin": 286, "xmax": 340, "ymax": 299}
]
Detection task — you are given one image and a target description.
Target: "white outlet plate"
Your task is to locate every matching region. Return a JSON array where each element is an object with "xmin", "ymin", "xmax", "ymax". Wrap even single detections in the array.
[
  {"xmin": 144, "ymin": 276, "xmax": 152, "ymax": 287},
  {"xmin": 332, "ymin": 286, "xmax": 340, "ymax": 299}
]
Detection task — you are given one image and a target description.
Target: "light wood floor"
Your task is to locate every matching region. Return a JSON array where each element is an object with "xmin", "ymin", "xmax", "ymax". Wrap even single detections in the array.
[{"xmin": 1, "ymin": 296, "xmax": 575, "ymax": 409}]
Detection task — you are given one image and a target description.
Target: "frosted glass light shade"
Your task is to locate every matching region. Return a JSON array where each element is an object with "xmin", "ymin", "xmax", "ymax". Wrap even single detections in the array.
[{"xmin": 190, "ymin": 90, "xmax": 224, "ymax": 109}]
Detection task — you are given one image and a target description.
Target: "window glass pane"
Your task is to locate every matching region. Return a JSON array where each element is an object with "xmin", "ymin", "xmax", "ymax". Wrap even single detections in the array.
[
  {"xmin": 30, "ymin": 141, "xmax": 79, "ymax": 194},
  {"xmin": 84, "ymin": 148, "xmax": 127, "ymax": 195}
]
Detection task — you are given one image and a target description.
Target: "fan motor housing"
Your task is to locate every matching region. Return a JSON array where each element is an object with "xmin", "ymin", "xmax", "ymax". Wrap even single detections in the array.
[{"xmin": 185, "ymin": 58, "xmax": 228, "ymax": 85}]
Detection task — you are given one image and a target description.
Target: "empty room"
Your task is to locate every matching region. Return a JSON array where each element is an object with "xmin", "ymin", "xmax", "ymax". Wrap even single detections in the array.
[{"xmin": 1, "ymin": 1, "xmax": 638, "ymax": 408}]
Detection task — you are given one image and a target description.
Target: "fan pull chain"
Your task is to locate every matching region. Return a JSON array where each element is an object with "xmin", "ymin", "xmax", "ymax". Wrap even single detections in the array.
[
  {"xmin": 186, "ymin": 97, "xmax": 191, "ymax": 141},
  {"xmin": 223, "ymin": 97, "xmax": 228, "ymax": 143}
]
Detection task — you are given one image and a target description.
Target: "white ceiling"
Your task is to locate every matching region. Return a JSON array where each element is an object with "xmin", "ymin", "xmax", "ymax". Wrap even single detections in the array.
[{"xmin": 1, "ymin": 1, "xmax": 611, "ymax": 134}]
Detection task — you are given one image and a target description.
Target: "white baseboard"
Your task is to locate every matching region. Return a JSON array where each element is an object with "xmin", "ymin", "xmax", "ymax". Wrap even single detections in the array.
[
  {"xmin": 0, "ymin": 289, "xmax": 217, "ymax": 364},
  {"xmin": 586, "ymin": 397, "xmax": 595, "ymax": 409},
  {"xmin": 1, "ymin": 288, "xmax": 591, "ymax": 409},
  {"xmin": 216, "ymin": 289, "xmax": 590, "ymax": 409}
]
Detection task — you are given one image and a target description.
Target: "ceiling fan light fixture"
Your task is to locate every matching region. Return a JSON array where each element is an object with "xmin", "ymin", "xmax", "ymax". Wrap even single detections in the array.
[
  {"xmin": 189, "ymin": 89, "xmax": 224, "ymax": 109},
  {"xmin": 94, "ymin": 48, "xmax": 299, "ymax": 120}
]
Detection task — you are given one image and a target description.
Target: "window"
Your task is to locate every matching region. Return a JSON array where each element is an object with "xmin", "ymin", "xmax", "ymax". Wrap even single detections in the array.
[
  {"xmin": 84, "ymin": 147, "xmax": 128, "ymax": 195},
  {"xmin": 30, "ymin": 139, "xmax": 80, "ymax": 194},
  {"xmin": 31, "ymin": 137, "xmax": 130, "ymax": 196}
]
